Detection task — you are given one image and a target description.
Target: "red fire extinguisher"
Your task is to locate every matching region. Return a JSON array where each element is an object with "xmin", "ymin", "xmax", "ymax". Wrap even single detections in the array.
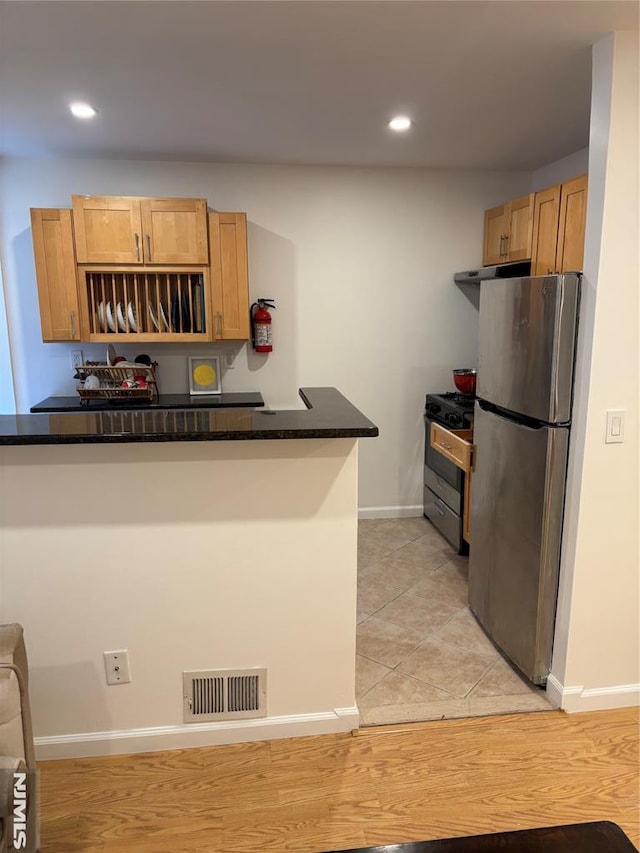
[{"xmin": 250, "ymin": 298, "xmax": 276, "ymax": 352}]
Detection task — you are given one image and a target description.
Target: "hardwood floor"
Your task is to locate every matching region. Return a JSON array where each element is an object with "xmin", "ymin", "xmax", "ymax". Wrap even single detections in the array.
[{"xmin": 38, "ymin": 707, "xmax": 639, "ymax": 853}]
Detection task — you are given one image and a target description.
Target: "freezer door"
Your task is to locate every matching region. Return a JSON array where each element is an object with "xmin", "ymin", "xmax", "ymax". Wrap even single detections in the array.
[
  {"xmin": 469, "ymin": 403, "xmax": 569, "ymax": 684},
  {"xmin": 477, "ymin": 273, "xmax": 579, "ymax": 423}
]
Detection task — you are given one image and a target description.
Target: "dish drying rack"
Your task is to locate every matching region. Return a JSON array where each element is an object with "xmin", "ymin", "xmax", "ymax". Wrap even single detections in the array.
[{"xmin": 75, "ymin": 362, "xmax": 159, "ymax": 405}]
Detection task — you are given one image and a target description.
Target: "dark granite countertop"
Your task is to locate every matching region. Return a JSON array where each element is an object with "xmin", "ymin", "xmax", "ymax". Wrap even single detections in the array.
[
  {"xmin": 0, "ymin": 388, "xmax": 378, "ymax": 446},
  {"xmin": 30, "ymin": 391, "xmax": 264, "ymax": 413}
]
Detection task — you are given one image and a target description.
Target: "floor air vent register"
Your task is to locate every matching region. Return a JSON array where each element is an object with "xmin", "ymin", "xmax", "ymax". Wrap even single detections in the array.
[{"xmin": 183, "ymin": 668, "xmax": 267, "ymax": 722}]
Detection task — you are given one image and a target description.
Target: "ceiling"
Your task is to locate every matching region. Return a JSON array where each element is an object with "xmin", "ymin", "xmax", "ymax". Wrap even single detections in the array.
[{"xmin": 1, "ymin": 1, "xmax": 637, "ymax": 170}]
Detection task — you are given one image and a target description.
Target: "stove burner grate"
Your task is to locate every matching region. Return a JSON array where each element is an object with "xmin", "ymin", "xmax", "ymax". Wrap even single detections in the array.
[
  {"xmin": 439, "ymin": 391, "xmax": 475, "ymax": 407},
  {"xmin": 425, "ymin": 391, "xmax": 475, "ymax": 429}
]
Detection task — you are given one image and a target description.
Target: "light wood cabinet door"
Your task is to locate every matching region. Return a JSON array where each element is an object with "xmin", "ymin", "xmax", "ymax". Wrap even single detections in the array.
[
  {"xmin": 505, "ymin": 193, "xmax": 534, "ymax": 261},
  {"xmin": 483, "ymin": 204, "xmax": 507, "ymax": 265},
  {"xmin": 556, "ymin": 174, "xmax": 588, "ymax": 273},
  {"xmin": 30, "ymin": 208, "xmax": 82, "ymax": 341},
  {"xmin": 72, "ymin": 196, "xmax": 143, "ymax": 264},
  {"xmin": 140, "ymin": 198, "xmax": 208, "ymax": 264},
  {"xmin": 483, "ymin": 194, "xmax": 534, "ymax": 266},
  {"xmin": 209, "ymin": 213, "xmax": 251, "ymax": 341},
  {"xmin": 531, "ymin": 185, "xmax": 561, "ymax": 276}
]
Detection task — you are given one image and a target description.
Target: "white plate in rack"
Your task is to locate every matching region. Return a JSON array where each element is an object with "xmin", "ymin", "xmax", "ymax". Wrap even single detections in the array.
[
  {"xmin": 159, "ymin": 301, "xmax": 170, "ymax": 332},
  {"xmin": 117, "ymin": 302, "xmax": 127, "ymax": 332},
  {"xmin": 127, "ymin": 302, "xmax": 137, "ymax": 332},
  {"xmin": 97, "ymin": 301, "xmax": 106, "ymax": 332},
  {"xmin": 148, "ymin": 303, "xmax": 159, "ymax": 331},
  {"xmin": 105, "ymin": 302, "xmax": 116, "ymax": 332}
]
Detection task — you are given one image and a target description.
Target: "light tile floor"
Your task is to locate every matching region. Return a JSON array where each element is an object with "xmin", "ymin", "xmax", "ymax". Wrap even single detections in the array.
[{"xmin": 357, "ymin": 516, "xmax": 553, "ymax": 726}]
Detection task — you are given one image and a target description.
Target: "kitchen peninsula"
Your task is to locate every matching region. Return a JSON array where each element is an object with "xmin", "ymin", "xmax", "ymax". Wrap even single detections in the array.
[{"xmin": 0, "ymin": 388, "xmax": 377, "ymax": 759}]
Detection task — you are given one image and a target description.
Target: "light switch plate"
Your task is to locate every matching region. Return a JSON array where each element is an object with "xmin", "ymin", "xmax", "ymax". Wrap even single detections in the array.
[{"xmin": 605, "ymin": 409, "xmax": 625, "ymax": 444}]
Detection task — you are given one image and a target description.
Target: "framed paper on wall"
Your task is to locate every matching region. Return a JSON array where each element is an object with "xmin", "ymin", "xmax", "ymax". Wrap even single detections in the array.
[{"xmin": 188, "ymin": 356, "xmax": 222, "ymax": 395}]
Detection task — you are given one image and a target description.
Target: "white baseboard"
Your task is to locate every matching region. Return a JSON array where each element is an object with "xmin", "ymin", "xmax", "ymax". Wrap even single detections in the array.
[
  {"xmin": 547, "ymin": 674, "xmax": 640, "ymax": 712},
  {"xmin": 34, "ymin": 706, "xmax": 360, "ymax": 760},
  {"xmin": 359, "ymin": 505, "xmax": 423, "ymax": 519}
]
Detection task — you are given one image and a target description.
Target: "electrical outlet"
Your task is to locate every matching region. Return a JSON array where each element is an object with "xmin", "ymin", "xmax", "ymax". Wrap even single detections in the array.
[
  {"xmin": 224, "ymin": 352, "xmax": 235, "ymax": 369},
  {"xmin": 104, "ymin": 649, "xmax": 131, "ymax": 685},
  {"xmin": 70, "ymin": 349, "xmax": 83, "ymax": 370}
]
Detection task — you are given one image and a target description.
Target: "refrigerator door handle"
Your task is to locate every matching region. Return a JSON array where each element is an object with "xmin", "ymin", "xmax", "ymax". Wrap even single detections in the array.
[{"xmin": 550, "ymin": 277, "xmax": 565, "ymax": 422}]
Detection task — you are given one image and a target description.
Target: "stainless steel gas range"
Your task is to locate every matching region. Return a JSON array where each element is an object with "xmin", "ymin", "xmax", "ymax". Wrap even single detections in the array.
[{"xmin": 423, "ymin": 392, "xmax": 474, "ymax": 553}]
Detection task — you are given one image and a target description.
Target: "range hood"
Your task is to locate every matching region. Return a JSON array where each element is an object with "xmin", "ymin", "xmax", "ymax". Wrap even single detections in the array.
[{"xmin": 454, "ymin": 261, "xmax": 531, "ymax": 285}]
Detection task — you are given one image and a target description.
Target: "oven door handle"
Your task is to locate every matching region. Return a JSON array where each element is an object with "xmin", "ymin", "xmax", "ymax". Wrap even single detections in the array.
[{"xmin": 433, "ymin": 500, "xmax": 447, "ymax": 517}]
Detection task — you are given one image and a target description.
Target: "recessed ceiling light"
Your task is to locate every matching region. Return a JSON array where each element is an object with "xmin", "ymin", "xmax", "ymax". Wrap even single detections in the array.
[
  {"xmin": 70, "ymin": 102, "xmax": 98, "ymax": 119},
  {"xmin": 388, "ymin": 116, "xmax": 412, "ymax": 132}
]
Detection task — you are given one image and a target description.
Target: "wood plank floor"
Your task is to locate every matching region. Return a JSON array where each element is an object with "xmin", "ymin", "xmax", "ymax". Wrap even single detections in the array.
[{"xmin": 37, "ymin": 708, "xmax": 639, "ymax": 853}]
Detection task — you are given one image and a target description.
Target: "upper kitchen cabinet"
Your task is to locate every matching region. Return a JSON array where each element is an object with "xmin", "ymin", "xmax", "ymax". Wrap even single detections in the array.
[
  {"xmin": 72, "ymin": 195, "xmax": 208, "ymax": 265},
  {"xmin": 209, "ymin": 213, "xmax": 251, "ymax": 341},
  {"xmin": 530, "ymin": 175, "xmax": 588, "ymax": 276},
  {"xmin": 483, "ymin": 204, "xmax": 507, "ymax": 266},
  {"xmin": 482, "ymin": 194, "xmax": 534, "ymax": 266},
  {"xmin": 31, "ymin": 198, "xmax": 251, "ymax": 344},
  {"xmin": 555, "ymin": 174, "xmax": 588, "ymax": 273},
  {"xmin": 30, "ymin": 208, "xmax": 81, "ymax": 342},
  {"xmin": 531, "ymin": 185, "xmax": 562, "ymax": 276},
  {"xmin": 140, "ymin": 198, "xmax": 209, "ymax": 264},
  {"xmin": 505, "ymin": 194, "xmax": 535, "ymax": 261},
  {"xmin": 72, "ymin": 196, "xmax": 143, "ymax": 264}
]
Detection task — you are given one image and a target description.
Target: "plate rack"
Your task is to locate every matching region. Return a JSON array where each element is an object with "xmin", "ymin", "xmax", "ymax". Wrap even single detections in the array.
[
  {"xmin": 75, "ymin": 363, "xmax": 159, "ymax": 404},
  {"xmin": 81, "ymin": 270, "xmax": 207, "ymax": 337}
]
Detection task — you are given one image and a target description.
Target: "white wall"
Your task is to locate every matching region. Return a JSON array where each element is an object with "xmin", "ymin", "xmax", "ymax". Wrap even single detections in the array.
[
  {"xmin": 0, "ymin": 264, "xmax": 15, "ymax": 414},
  {"xmin": 0, "ymin": 159, "xmax": 531, "ymax": 512},
  {"xmin": 0, "ymin": 155, "xmax": 17, "ymax": 415},
  {"xmin": 550, "ymin": 32, "xmax": 639, "ymax": 711},
  {"xmin": 0, "ymin": 438, "xmax": 360, "ymax": 757},
  {"xmin": 531, "ymin": 147, "xmax": 589, "ymax": 191}
]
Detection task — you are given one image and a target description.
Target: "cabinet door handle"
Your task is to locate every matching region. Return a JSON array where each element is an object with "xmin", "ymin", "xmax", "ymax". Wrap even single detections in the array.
[
  {"xmin": 146, "ymin": 234, "xmax": 151, "ymax": 262},
  {"xmin": 503, "ymin": 233, "xmax": 509, "ymax": 258},
  {"xmin": 499, "ymin": 234, "xmax": 505, "ymax": 258},
  {"xmin": 216, "ymin": 312, "xmax": 222, "ymax": 338},
  {"xmin": 70, "ymin": 311, "xmax": 76, "ymax": 339},
  {"xmin": 134, "ymin": 233, "xmax": 140, "ymax": 261}
]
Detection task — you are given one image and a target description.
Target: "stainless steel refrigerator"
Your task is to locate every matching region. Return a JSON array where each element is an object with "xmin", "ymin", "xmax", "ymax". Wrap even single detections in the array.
[{"xmin": 469, "ymin": 273, "xmax": 580, "ymax": 685}]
